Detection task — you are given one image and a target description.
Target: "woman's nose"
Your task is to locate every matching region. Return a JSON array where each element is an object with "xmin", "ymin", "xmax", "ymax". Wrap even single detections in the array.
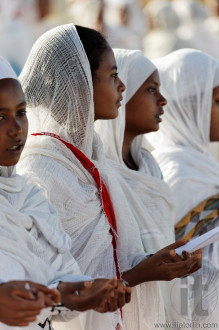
[
  {"xmin": 8, "ymin": 118, "xmax": 22, "ymax": 137},
  {"xmin": 159, "ymin": 93, "xmax": 167, "ymax": 106},
  {"xmin": 119, "ymin": 78, "xmax": 126, "ymax": 93}
]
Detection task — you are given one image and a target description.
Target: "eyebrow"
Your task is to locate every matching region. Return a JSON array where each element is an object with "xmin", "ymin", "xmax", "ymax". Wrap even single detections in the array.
[
  {"xmin": 150, "ymin": 80, "xmax": 159, "ymax": 86},
  {"xmin": 18, "ymin": 101, "xmax": 26, "ymax": 107},
  {"xmin": 0, "ymin": 101, "xmax": 26, "ymax": 111},
  {"xmin": 110, "ymin": 65, "xmax": 118, "ymax": 71}
]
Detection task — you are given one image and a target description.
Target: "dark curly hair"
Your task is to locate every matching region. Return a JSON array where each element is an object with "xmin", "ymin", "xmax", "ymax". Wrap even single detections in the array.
[{"xmin": 75, "ymin": 25, "xmax": 108, "ymax": 80}]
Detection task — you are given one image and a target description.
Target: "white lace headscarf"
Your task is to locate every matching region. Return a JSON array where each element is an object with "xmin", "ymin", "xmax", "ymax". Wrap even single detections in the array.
[
  {"xmin": 147, "ymin": 48, "xmax": 219, "ymax": 223},
  {"xmin": 19, "ymin": 25, "xmax": 165, "ymax": 329},
  {"xmin": 95, "ymin": 49, "xmax": 175, "ymax": 252}
]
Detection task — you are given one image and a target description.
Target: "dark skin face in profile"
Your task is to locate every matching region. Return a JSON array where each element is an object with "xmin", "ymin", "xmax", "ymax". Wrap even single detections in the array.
[
  {"xmin": 115, "ymin": 71, "xmax": 202, "ymax": 285},
  {"xmin": 122, "ymin": 70, "xmax": 167, "ymax": 170},
  {"xmin": 93, "ymin": 45, "xmax": 125, "ymax": 121},
  {"xmin": 210, "ymin": 85, "xmax": 219, "ymax": 141}
]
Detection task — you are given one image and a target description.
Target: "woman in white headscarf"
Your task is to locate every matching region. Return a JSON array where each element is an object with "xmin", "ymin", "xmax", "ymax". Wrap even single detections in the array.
[
  {"xmin": 147, "ymin": 48, "xmax": 219, "ymax": 325},
  {"xmin": 95, "ymin": 48, "xmax": 201, "ymax": 326},
  {"xmin": 0, "ymin": 56, "xmax": 130, "ymax": 330},
  {"xmin": 95, "ymin": 48, "xmax": 175, "ymax": 253},
  {"xmin": 148, "ymin": 49, "xmax": 219, "ymax": 233},
  {"xmin": 18, "ymin": 24, "xmax": 202, "ymax": 330}
]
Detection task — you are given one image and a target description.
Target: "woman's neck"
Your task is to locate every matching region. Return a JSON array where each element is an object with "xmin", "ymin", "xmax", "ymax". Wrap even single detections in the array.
[{"xmin": 122, "ymin": 133, "xmax": 138, "ymax": 171}]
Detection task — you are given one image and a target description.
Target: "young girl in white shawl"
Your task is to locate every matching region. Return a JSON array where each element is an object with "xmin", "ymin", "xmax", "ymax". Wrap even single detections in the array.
[
  {"xmin": 0, "ymin": 57, "xmax": 130, "ymax": 329},
  {"xmin": 95, "ymin": 48, "xmax": 176, "ymax": 254},
  {"xmin": 18, "ymin": 24, "xmax": 201, "ymax": 330},
  {"xmin": 147, "ymin": 48, "xmax": 219, "ymax": 325},
  {"xmin": 148, "ymin": 48, "xmax": 219, "ymax": 233},
  {"xmin": 95, "ymin": 48, "xmax": 205, "ymax": 325}
]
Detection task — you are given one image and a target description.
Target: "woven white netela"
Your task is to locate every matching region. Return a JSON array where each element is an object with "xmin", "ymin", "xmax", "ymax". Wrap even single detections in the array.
[
  {"xmin": 147, "ymin": 48, "xmax": 219, "ymax": 326},
  {"xmin": 148, "ymin": 48, "xmax": 219, "ymax": 223},
  {"xmin": 95, "ymin": 48, "xmax": 175, "ymax": 253},
  {"xmin": 95, "ymin": 48, "xmax": 181, "ymax": 326},
  {"xmin": 0, "ymin": 56, "xmax": 79, "ymax": 284},
  {"xmin": 18, "ymin": 25, "xmax": 165, "ymax": 329}
]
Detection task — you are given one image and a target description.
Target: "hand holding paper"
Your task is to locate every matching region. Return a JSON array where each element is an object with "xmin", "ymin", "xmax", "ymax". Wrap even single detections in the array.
[{"xmin": 175, "ymin": 226, "xmax": 219, "ymax": 256}]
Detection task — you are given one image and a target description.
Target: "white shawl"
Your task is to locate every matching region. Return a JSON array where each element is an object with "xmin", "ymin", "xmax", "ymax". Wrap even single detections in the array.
[
  {"xmin": 147, "ymin": 48, "xmax": 219, "ymax": 223},
  {"xmin": 95, "ymin": 48, "xmax": 175, "ymax": 252},
  {"xmin": 0, "ymin": 56, "xmax": 81, "ymax": 285},
  {"xmin": 147, "ymin": 49, "xmax": 219, "ymax": 327},
  {"xmin": 0, "ymin": 166, "xmax": 86, "ymax": 329},
  {"xmin": 0, "ymin": 55, "xmax": 85, "ymax": 329},
  {"xmin": 0, "ymin": 167, "xmax": 81, "ymax": 285},
  {"xmin": 18, "ymin": 24, "xmax": 165, "ymax": 329}
]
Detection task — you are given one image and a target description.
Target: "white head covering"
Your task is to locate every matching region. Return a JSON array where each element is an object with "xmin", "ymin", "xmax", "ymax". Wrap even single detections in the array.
[
  {"xmin": 95, "ymin": 48, "xmax": 185, "ymax": 327},
  {"xmin": 148, "ymin": 48, "xmax": 219, "ymax": 222},
  {"xmin": 95, "ymin": 48, "xmax": 175, "ymax": 253},
  {"xmin": 96, "ymin": 49, "xmax": 157, "ymax": 164},
  {"xmin": 148, "ymin": 48, "xmax": 219, "ymax": 327},
  {"xmin": 19, "ymin": 25, "xmax": 165, "ymax": 329},
  {"xmin": 0, "ymin": 58, "xmax": 80, "ymax": 287},
  {"xmin": 20, "ymin": 24, "xmax": 94, "ymax": 158},
  {"xmin": 0, "ymin": 56, "xmax": 17, "ymax": 80},
  {"xmin": 0, "ymin": 56, "xmax": 18, "ymax": 178}
]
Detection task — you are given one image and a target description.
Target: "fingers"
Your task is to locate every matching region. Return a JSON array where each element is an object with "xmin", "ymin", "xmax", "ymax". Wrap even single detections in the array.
[
  {"xmin": 169, "ymin": 251, "xmax": 183, "ymax": 263},
  {"xmin": 16, "ymin": 316, "xmax": 37, "ymax": 327},
  {"xmin": 165, "ymin": 253, "xmax": 202, "ymax": 280},
  {"xmin": 94, "ymin": 299, "xmax": 109, "ymax": 313},
  {"xmin": 108, "ymin": 291, "xmax": 118, "ymax": 311},
  {"xmin": 158, "ymin": 240, "xmax": 187, "ymax": 253},
  {"xmin": 125, "ymin": 286, "xmax": 131, "ymax": 303},
  {"xmin": 154, "ymin": 249, "xmax": 177, "ymax": 265},
  {"xmin": 60, "ymin": 278, "xmax": 130, "ymax": 313},
  {"xmin": 40, "ymin": 288, "xmax": 61, "ymax": 306},
  {"xmin": 49, "ymin": 288, "xmax": 61, "ymax": 304},
  {"xmin": 3, "ymin": 309, "xmax": 41, "ymax": 326},
  {"xmin": 117, "ymin": 285, "xmax": 126, "ymax": 308},
  {"xmin": 71, "ymin": 281, "xmax": 93, "ymax": 294},
  {"xmin": 91, "ymin": 279, "xmax": 115, "ymax": 301},
  {"xmin": 15, "ymin": 291, "xmax": 45, "ymax": 310},
  {"xmin": 107, "ymin": 281, "xmax": 130, "ymax": 310},
  {"xmin": 41, "ymin": 292, "xmax": 57, "ymax": 307},
  {"xmin": 11, "ymin": 289, "xmax": 36, "ymax": 300},
  {"xmin": 185, "ymin": 254, "xmax": 202, "ymax": 273},
  {"xmin": 23, "ymin": 281, "xmax": 54, "ymax": 295}
]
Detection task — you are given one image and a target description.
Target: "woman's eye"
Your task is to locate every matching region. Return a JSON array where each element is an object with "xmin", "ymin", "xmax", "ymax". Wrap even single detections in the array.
[
  {"xmin": 17, "ymin": 109, "xmax": 27, "ymax": 117},
  {"xmin": 147, "ymin": 87, "xmax": 156, "ymax": 93},
  {"xmin": 112, "ymin": 72, "xmax": 119, "ymax": 79},
  {"xmin": 0, "ymin": 115, "xmax": 5, "ymax": 121}
]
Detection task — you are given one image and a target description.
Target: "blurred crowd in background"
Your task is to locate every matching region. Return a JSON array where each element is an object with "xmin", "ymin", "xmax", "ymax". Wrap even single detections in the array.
[
  {"xmin": 0, "ymin": 0, "xmax": 218, "ymax": 75},
  {"xmin": 0, "ymin": 0, "xmax": 219, "ymax": 158}
]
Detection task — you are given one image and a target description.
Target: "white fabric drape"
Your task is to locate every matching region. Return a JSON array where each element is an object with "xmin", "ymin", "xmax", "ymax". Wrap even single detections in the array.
[
  {"xmin": 95, "ymin": 48, "xmax": 218, "ymax": 327},
  {"xmin": 0, "ymin": 166, "xmax": 85, "ymax": 329},
  {"xmin": 0, "ymin": 56, "xmax": 17, "ymax": 79},
  {"xmin": 95, "ymin": 48, "xmax": 179, "ymax": 325},
  {"xmin": 147, "ymin": 48, "xmax": 219, "ymax": 327},
  {"xmin": 18, "ymin": 24, "xmax": 165, "ymax": 329},
  {"xmin": 0, "ymin": 167, "xmax": 81, "ymax": 285},
  {"xmin": 147, "ymin": 48, "xmax": 219, "ymax": 223},
  {"xmin": 0, "ymin": 56, "xmax": 86, "ymax": 329},
  {"xmin": 95, "ymin": 48, "xmax": 175, "ymax": 252}
]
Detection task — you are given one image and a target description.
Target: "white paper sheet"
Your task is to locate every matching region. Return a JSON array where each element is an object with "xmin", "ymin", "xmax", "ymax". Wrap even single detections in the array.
[{"xmin": 175, "ymin": 226, "xmax": 219, "ymax": 255}]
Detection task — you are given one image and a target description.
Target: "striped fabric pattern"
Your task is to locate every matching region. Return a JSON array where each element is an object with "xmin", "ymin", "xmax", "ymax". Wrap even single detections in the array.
[{"xmin": 175, "ymin": 194, "xmax": 219, "ymax": 240}]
